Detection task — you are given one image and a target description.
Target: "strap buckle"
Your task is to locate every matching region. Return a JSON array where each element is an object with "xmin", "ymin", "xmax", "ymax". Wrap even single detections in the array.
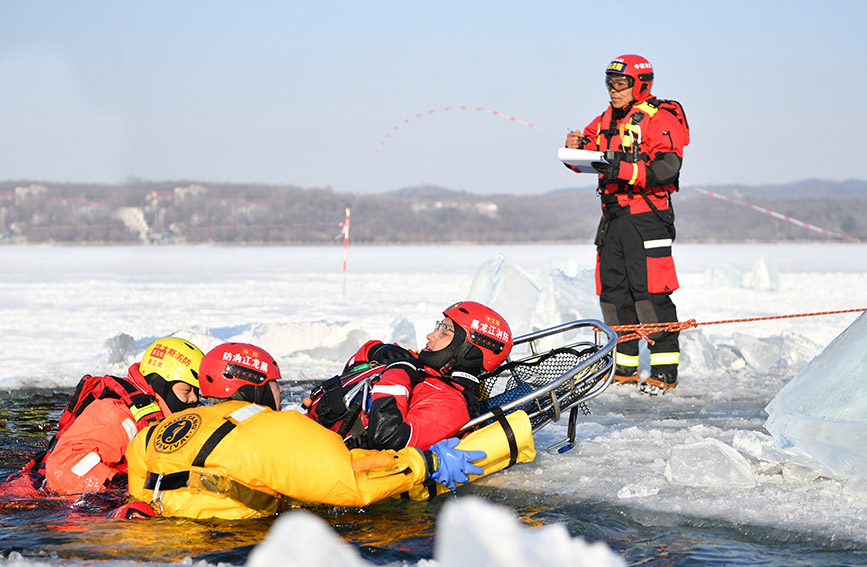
[{"xmin": 150, "ymin": 473, "xmax": 165, "ymax": 514}]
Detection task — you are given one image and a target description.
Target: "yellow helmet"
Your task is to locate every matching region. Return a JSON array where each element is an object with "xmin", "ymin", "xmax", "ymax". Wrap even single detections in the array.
[{"xmin": 139, "ymin": 337, "xmax": 204, "ymax": 388}]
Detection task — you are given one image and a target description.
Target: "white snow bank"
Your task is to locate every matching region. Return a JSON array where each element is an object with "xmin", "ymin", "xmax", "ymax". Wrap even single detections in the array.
[
  {"xmin": 247, "ymin": 508, "xmax": 367, "ymax": 567},
  {"xmin": 247, "ymin": 497, "xmax": 625, "ymax": 567}
]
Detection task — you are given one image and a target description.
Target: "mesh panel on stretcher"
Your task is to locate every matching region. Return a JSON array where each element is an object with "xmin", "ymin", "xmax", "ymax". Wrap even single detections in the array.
[
  {"xmin": 479, "ymin": 348, "xmax": 604, "ymax": 430},
  {"xmin": 465, "ymin": 337, "xmax": 614, "ymax": 434}
]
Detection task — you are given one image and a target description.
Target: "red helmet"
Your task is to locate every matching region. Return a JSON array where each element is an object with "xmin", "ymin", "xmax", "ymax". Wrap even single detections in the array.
[
  {"xmin": 606, "ymin": 54, "xmax": 654, "ymax": 102},
  {"xmin": 443, "ymin": 301, "xmax": 513, "ymax": 372},
  {"xmin": 198, "ymin": 342, "xmax": 281, "ymax": 400}
]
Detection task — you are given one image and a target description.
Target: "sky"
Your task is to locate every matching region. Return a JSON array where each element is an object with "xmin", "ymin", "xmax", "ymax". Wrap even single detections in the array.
[{"xmin": 1, "ymin": 1, "xmax": 866, "ymax": 195}]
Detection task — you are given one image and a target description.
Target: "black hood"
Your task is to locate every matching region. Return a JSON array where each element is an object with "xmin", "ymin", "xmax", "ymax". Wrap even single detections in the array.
[
  {"xmin": 417, "ymin": 325, "xmax": 482, "ymax": 375},
  {"xmin": 147, "ymin": 374, "xmax": 200, "ymax": 414}
]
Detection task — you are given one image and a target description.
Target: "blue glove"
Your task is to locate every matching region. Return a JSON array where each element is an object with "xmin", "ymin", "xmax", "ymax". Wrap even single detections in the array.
[{"xmin": 429, "ymin": 438, "xmax": 486, "ymax": 491}]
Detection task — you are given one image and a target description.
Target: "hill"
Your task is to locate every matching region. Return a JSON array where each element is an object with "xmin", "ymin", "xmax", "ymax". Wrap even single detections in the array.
[{"xmin": 0, "ymin": 179, "xmax": 864, "ymax": 244}]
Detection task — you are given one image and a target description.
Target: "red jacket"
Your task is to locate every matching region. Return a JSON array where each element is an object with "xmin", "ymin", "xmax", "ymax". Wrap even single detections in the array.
[
  {"xmin": 577, "ymin": 98, "xmax": 687, "ymax": 217},
  {"xmin": 42, "ymin": 363, "xmax": 171, "ymax": 494},
  {"xmin": 349, "ymin": 340, "xmax": 471, "ymax": 451}
]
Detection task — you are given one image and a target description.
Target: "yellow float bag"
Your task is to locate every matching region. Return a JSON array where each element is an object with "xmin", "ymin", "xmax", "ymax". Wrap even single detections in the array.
[
  {"xmin": 127, "ymin": 402, "xmax": 429, "ymax": 519},
  {"xmin": 406, "ymin": 409, "xmax": 536, "ymax": 500}
]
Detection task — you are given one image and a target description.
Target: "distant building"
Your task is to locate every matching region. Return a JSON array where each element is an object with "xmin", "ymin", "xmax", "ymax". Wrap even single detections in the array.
[
  {"xmin": 14, "ymin": 184, "xmax": 48, "ymax": 206},
  {"xmin": 411, "ymin": 200, "xmax": 499, "ymax": 218},
  {"xmin": 174, "ymin": 184, "xmax": 207, "ymax": 202}
]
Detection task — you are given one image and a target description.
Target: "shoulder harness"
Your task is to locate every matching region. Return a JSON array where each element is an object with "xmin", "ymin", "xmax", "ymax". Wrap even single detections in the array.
[
  {"xmin": 143, "ymin": 405, "xmax": 285, "ymax": 516},
  {"xmin": 24, "ymin": 374, "xmax": 164, "ymax": 485}
]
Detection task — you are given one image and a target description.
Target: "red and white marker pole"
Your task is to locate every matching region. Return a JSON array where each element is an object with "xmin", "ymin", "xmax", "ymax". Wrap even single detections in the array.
[{"xmin": 341, "ymin": 207, "xmax": 351, "ymax": 296}]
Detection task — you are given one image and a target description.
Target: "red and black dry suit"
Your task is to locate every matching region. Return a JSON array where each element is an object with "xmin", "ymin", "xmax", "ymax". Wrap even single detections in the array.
[
  {"xmin": 569, "ymin": 97, "xmax": 688, "ymax": 378},
  {"xmin": 338, "ymin": 340, "xmax": 476, "ymax": 451}
]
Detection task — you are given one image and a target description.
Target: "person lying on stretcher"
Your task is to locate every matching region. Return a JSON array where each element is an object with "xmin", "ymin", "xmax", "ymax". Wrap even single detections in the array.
[{"xmin": 304, "ymin": 301, "xmax": 515, "ymax": 451}]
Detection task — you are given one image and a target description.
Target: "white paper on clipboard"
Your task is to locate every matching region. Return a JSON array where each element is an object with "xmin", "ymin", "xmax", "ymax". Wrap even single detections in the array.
[{"xmin": 557, "ymin": 147, "xmax": 607, "ymax": 173}]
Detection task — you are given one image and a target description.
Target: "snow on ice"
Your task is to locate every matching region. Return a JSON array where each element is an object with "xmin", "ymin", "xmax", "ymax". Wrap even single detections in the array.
[
  {"xmin": 248, "ymin": 497, "xmax": 625, "ymax": 567},
  {"xmin": 2, "ymin": 242, "xmax": 867, "ymax": 566}
]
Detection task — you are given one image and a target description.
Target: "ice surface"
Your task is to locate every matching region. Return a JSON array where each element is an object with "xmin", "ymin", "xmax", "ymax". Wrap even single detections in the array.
[
  {"xmin": 703, "ymin": 263, "xmax": 744, "ymax": 288},
  {"xmin": 730, "ymin": 429, "xmax": 833, "ymax": 478},
  {"xmin": 665, "ymin": 437, "xmax": 756, "ymax": 488},
  {"xmin": 102, "ymin": 333, "xmax": 138, "ymax": 365},
  {"xmin": 387, "ymin": 316, "xmax": 418, "ymax": 350},
  {"xmin": 245, "ymin": 320, "xmax": 369, "ymax": 362},
  {"xmin": 532, "ymin": 268, "xmax": 602, "ymax": 352},
  {"xmin": 467, "ymin": 253, "xmax": 541, "ymax": 343},
  {"xmin": 765, "ymin": 311, "xmax": 867, "ymax": 479},
  {"xmin": 537, "ymin": 255, "xmax": 580, "ymax": 279},
  {"xmin": 536, "ymin": 268, "xmax": 600, "ymax": 325},
  {"xmin": 3, "ymin": 243, "xmax": 867, "ymax": 566},
  {"xmin": 742, "ymin": 256, "xmax": 780, "ymax": 291},
  {"xmin": 677, "ymin": 327, "xmax": 717, "ymax": 376},
  {"xmin": 724, "ymin": 331, "xmax": 820, "ymax": 373},
  {"xmin": 703, "ymin": 256, "xmax": 779, "ymax": 290}
]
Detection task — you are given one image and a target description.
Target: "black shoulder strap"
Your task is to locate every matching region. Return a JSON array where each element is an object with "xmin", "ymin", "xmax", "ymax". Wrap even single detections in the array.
[
  {"xmin": 438, "ymin": 371, "xmax": 481, "ymax": 418},
  {"xmin": 321, "ymin": 375, "xmax": 348, "ymax": 417},
  {"xmin": 387, "ymin": 359, "xmax": 424, "ymax": 379},
  {"xmin": 192, "ymin": 421, "xmax": 237, "ymax": 468},
  {"xmin": 600, "ymin": 107, "xmax": 619, "ymax": 143}
]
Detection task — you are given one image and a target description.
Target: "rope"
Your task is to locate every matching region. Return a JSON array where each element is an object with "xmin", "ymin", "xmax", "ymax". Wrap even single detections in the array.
[
  {"xmin": 357, "ymin": 105, "xmax": 557, "ymax": 196},
  {"xmin": 609, "ymin": 308, "xmax": 867, "ymax": 344},
  {"xmin": 689, "ymin": 186, "xmax": 863, "ymax": 243},
  {"xmin": 374, "ymin": 106, "xmax": 556, "ymax": 153}
]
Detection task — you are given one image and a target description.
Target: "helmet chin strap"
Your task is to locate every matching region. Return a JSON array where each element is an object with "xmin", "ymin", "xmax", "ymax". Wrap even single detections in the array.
[{"xmin": 417, "ymin": 347, "xmax": 457, "ymax": 374}]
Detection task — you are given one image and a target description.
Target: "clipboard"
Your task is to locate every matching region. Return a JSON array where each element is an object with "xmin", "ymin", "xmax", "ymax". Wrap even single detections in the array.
[{"xmin": 557, "ymin": 148, "xmax": 607, "ymax": 173}]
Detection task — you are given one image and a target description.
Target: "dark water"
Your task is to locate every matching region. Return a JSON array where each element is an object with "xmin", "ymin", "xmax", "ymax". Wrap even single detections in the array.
[{"xmin": 2, "ymin": 386, "xmax": 867, "ymax": 567}]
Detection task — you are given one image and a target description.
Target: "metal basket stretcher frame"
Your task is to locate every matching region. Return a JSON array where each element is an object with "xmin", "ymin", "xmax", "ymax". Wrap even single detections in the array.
[{"xmin": 458, "ymin": 319, "xmax": 617, "ymax": 453}]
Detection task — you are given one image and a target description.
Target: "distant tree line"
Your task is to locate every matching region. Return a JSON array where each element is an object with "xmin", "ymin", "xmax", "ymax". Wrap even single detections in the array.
[{"xmin": 0, "ymin": 179, "xmax": 864, "ymax": 244}]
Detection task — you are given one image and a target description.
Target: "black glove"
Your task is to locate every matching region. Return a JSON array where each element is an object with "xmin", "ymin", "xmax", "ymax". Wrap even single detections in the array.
[
  {"xmin": 591, "ymin": 158, "xmax": 620, "ymax": 183},
  {"xmin": 368, "ymin": 343, "xmax": 414, "ymax": 365}
]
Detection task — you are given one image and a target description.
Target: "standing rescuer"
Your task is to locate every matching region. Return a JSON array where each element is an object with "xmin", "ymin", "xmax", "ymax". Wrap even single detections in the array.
[{"xmin": 564, "ymin": 54, "xmax": 690, "ymax": 394}]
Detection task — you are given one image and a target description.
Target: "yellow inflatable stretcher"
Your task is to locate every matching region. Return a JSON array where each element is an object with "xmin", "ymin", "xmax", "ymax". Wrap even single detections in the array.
[{"xmin": 126, "ymin": 401, "xmax": 535, "ymax": 520}]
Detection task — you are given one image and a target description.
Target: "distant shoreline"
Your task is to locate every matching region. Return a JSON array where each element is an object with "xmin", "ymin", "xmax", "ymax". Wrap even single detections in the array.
[{"xmin": 2, "ymin": 179, "xmax": 864, "ymax": 244}]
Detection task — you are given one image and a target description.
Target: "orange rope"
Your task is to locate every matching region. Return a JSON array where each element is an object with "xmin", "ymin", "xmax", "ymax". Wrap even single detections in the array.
[{"xmin": 609, "ymin": 308, "xmax": 867, "ymax": 344}]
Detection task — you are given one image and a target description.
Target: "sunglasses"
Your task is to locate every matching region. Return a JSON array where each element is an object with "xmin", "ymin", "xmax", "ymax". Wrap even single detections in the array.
[
  {"xmin": 605, "ymin": 75, "xmax": 634, "ymax": 92},
  {"xmin": 433, "ymin": 319, "xmax": 455, "ymax": 338}
]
